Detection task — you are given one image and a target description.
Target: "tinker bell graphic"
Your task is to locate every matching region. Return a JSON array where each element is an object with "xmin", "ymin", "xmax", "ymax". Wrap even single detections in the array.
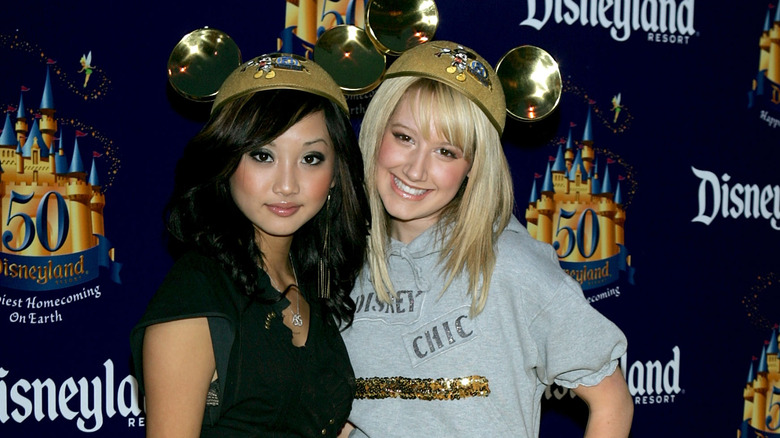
[
  {"xmin": 611, "ymin": 93, "xmax": 623, "ymax": 123},
  {"xmin": 78, "ymin": 51, "xmax": 94, "ymax": 88}
]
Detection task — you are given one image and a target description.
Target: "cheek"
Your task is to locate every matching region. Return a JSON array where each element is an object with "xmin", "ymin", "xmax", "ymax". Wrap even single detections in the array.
[
  {"xmin": 230, "ymin": 165, "xmax": 260, "ymax": 196},
  {"xmin": 307, "ymin": 166, "xmax": 336, "ymax": 200},
  {"xmin": 376, "ymin": 137, "xmax": 401, "ymax": 170},
  {"xmin": 228, "ymin": 166, "xmax": 246, "ymax": 201},
  {"xmin": 433, "ymin": 163, "xmax": 470, "ymax": 192}
]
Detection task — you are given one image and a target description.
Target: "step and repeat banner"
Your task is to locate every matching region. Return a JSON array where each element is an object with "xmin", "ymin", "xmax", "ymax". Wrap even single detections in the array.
[{"xmin": 0, "ymin": 1, "xmax": 777, "ymax": 436}]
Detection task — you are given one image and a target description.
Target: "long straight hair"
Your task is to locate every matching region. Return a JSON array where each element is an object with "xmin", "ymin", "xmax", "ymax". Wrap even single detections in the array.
[
  {"xmin": 166, "ymin": 89, "xmax": 369, "ymax": 325},
  {"xmin": 359, "ymin": 77, "xmax": 514, "ymax": 316}
]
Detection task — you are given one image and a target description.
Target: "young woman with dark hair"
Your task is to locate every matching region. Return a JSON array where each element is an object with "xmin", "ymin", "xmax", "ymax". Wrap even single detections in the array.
[{"xmin": 131, "ymin": 54, "xmax": 369, "ymax": 437}]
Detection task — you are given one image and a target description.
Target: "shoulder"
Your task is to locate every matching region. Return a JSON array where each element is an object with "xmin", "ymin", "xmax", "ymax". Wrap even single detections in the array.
[
  {"xmin": 135, "ymin": 252, "xmax": 240, "ymax": 329},
  {"xmin": 490, "ymin": 216, "xmax": 577, "ymax": 308},
  {"xmin": 161, "ymin": 252, "xmax": 229, "ymax": 286},
  {"xmin": 495, "ymin": 216, "xmax": 563, "ymax": 276},
  {"xmin": 161, "ymin": 252, "xmax": 234, "ymax": 304}
]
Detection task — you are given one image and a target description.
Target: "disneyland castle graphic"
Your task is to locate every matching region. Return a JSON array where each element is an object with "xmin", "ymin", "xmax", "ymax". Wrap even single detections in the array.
[
  {"xmin": 748, "ymin": 2, "xmax": 780, "ymax": 112},
  {"xmin": 0, "ymin": 66, "xmax": 119, "ymax": 291},
  {"xmin": 740, "ymin": 327, "xmax": 780, "ymax": 437},
  {"xmin": 524, "ymin": 105, "xmax": 633, "ymax": 291}
]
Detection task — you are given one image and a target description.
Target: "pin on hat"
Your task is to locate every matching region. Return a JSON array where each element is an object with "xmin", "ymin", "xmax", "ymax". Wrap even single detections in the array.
[
  {"xmin": 212, "ymin": 53, "xmax": 349, "ymax": 115},
  {"xmin": 384, "ymin": 41, "xmax": 506, "ymax": 134}
]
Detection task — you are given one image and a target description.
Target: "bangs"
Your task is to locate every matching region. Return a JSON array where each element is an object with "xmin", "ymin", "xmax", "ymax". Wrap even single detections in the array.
[{"xmin": 404, "ymin": 80, "xmax": 479, "ymax": 160}]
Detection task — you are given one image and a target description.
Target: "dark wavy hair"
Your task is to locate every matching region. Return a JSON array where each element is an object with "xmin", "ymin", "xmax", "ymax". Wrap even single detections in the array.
[{"xmin": 165, "ymin": 89, "xmax": 369, "ymax": 326}]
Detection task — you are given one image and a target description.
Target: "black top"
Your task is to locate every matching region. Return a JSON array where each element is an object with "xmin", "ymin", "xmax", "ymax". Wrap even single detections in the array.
[{"xmin": 130, "ymin": 252, "xmax": 355, "ymax": 437}]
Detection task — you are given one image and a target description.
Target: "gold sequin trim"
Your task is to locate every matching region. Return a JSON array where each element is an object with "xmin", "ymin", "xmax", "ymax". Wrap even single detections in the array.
[{"xmin": 354, "ymin": 375, "xmax": 490, "ymax": 401}]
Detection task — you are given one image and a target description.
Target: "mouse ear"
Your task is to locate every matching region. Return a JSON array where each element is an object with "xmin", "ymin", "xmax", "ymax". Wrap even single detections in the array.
[
  {"xmin": 496, "ymin": 46, "xmax": 562, "ymax": 122},
  {"xmin": 167, "ymin": 28, "xmax": 242, "ymax": 102}
]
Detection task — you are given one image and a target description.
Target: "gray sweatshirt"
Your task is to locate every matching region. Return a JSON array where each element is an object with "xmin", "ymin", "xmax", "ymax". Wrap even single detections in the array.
[{"xmin": 342, "ymin": 216, "xmax": 627, "ymax": 437}]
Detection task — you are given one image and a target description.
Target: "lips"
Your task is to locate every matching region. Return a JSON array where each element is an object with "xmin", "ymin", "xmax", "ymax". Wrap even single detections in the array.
[
  {"xmin": 392, "ymin": 176, "xmax": 428, "ymax": 199},
  {"xmin": 266, "ymin": 203, "xmax": 301, "ymax": 217}
]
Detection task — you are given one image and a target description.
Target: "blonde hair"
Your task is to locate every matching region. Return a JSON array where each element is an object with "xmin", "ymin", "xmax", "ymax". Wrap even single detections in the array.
[{"xmin": 359, "ymin": 77, "xmax": 514, "ymax": 316}]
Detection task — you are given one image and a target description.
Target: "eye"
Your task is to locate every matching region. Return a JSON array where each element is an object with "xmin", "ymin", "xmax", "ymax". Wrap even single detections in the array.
[
  {"xmin": 436, "ymin": 147, "xmax": 459, "ymax": 159},
  {"xmin": 393, "ymin": 132, "xmax": 413, "ymax": 144},
  {"xmin": 302, "ymin": 153, "xmax": 325, "ymax": 165},
  {"xmin": 249, "ymin": 150, "xmax": 273, "ymax": 162}
]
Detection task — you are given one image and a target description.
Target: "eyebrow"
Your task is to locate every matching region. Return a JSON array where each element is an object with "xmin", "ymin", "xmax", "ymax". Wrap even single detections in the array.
[
  {"xmin": 389, "ymin": 122, "xmax": 460, "ymax": 151},
  {"xmin": 388, "ymin": 121, "xmax": 412, "ymax": 131},
  {"xmin": 303, "ymin": 138, "xmax": 330, "ymax": 147},
  {"xmin": 265, "ymin": 137, "xmax": 331, "ymax": 148}
]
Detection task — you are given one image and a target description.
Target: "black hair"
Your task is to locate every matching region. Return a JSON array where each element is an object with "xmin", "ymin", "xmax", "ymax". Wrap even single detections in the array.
[{"xmin": 165, "ymin": 89, "xmax": 369, "ymax": 326}]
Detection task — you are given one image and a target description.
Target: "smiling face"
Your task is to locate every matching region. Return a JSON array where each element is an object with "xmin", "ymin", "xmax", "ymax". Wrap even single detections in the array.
[
  {"xmin": 375, "ymin": 92, "xmax": 472, "ymax": 243},
  {"xmin": 229, "ymin": 111, "xmax": 335, "ymax": 244}
]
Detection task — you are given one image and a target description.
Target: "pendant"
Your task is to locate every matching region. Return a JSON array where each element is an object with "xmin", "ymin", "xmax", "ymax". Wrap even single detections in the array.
[{"xmin": 291, "ymin": 312, "xmax": 303, "ymax": 327}]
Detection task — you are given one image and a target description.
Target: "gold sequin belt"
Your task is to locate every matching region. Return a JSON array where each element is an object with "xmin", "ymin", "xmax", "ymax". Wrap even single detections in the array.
[{"xmin": 354, "ymin": 375, "xmax": 490, "ymax": 401}]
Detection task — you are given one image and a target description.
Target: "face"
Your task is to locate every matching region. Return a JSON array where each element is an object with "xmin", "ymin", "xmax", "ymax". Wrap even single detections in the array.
[
  {"xmin": 375, "ymin": 93, "xmax": 471, "ymax": 243},
  {"xmin": 230, "ymin": 111, "xmax": 335, "ymax": 243}
]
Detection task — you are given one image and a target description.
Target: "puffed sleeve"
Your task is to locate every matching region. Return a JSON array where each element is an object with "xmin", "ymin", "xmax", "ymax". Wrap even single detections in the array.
[{"xmin": 129, "ymin": 252, "xmax": 236, "ymax": 417}]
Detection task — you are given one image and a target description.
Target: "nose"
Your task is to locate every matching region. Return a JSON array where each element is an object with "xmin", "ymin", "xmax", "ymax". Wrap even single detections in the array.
[
  {"xmin": 272, "ymin": 160, "xmax": 299, "ymax": 196},
  {"xmin": 403, "ymin": 145, "xmax": 428, "ymax": 182}
]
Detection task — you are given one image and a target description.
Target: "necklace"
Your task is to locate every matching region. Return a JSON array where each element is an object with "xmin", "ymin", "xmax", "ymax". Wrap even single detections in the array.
[
  {"xmin": 290, "ymin": 294, "xmax": 303, "ymax": 326},
  {"xmin": 289, "ymin": 260, "xmax": 303, "ymax": 327},
  {"xmin": 266, "ymin": 255, "xmax": 304, "ymax": 328}
]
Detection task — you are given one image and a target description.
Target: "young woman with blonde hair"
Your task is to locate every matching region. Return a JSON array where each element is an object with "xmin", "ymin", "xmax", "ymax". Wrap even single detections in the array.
[{"xmin": 340, "ymin": 41, "xmax": 633, "ymax": 437}]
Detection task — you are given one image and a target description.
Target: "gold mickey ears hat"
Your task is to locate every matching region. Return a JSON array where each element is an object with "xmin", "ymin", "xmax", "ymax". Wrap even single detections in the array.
[
  {"xmin": 385, "ymin": 41, "xmax": 506, "ymax": 135},
  {"xmin": 212, "ymin": 53, "xmax": 349, "ymax": 115}
]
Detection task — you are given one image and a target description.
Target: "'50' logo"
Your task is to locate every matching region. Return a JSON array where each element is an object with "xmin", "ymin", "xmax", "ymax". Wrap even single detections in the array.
[
  {"xmin": 553, "ymin": 208, "xmax": 600, "ymax": 259},
  {"xmin": 3, "ymin": 191, "xmax": 69, "ymax": 252}
]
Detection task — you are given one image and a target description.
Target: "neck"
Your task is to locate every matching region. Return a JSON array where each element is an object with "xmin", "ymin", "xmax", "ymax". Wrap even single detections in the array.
[
  {"xmin": 389, "ymin": 217, "xmax": 438, "ymax": 244},
  {"xmin": 256, "ymin": 232, "xmax": 295, "ymax": 290}
]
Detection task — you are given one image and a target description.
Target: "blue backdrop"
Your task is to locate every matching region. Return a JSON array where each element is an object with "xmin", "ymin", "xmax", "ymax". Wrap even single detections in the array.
[{"xmin": 1, "ymin": 1, "xmax": 777, "ymax": 436}]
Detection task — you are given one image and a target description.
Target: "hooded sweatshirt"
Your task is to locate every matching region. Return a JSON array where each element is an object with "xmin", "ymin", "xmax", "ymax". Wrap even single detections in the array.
[{"xmin": 342, "ymin": 216, "xmax": 627, "ymax": 437}]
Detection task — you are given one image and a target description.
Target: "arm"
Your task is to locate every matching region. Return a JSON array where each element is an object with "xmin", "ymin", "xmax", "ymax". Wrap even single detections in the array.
[
  {"xmin": 142, "ymin": 317, "xmax": 215, "ymax": 438},
  {"xmin": 572, "ymin": 367, "xmax": 633, "ymax": 438},
  {"xmin": 337, "ymin": 421, "xmax": 355, "ymax": 437}
]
